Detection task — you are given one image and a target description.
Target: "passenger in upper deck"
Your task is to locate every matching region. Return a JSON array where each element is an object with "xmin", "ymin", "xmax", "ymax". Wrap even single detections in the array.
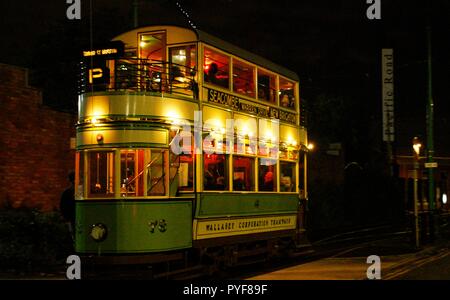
[{"xmin": 205, "ymin": 63, "xmax": 220, "ymax": 85}]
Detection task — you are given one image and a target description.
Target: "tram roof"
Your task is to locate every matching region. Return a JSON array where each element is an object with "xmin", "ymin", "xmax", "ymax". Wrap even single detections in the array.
[
  {"xmin": 114, "ymin": 25, "xmax": 299, "ymax": 82},
  {"xmin": 194, "ymin": 29, "xmax": 299, "ymax": 82}
]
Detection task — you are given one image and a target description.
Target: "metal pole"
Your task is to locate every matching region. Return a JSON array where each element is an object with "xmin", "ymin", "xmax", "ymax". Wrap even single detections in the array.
[
  {"xmin": 426, "ymin": 26, "xmax": 436, "ymax": 239},
  {"xmin": 133, "ymin": 0, "xmax": 139, "ymax": 28},
  {"xmin": 414, "ymin": 160, "xmax": 420, "ymax": 248}
]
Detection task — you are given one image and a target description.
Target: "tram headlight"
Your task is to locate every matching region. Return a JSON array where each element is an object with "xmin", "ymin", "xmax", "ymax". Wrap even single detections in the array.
[
  {"xmin": 90, "ymin": 223, "xmax": 108, "ymax": 242},
  {"xmin": 443, "ymin": 193, "xmax": 447, "ymax": 205}
]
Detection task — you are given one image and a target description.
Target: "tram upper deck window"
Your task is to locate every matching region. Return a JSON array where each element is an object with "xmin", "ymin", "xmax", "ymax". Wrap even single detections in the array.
[
  {"xmin": 233, "ymin": 59, "xmax": 255, "ymax": 98},
  {"xmin": 169, "ymin": 45, "xmax": 197, "ymax": 96},
  {"xmin": 139, "ymin": 32, "xmax": 166, "ymax": 61},
  {"xmin": 88, "ymin": 151, "xmax": 114, "ymax": 198},
  {"xmin": 279, "ymin": 78, "xmax": 296, "ymax": 110},
  {"xmin": 257, "ymin": 70, "xmax": 276, "ymax": 103},
  {"xmin": 204, "ymin": 154, "xmax": 228, "ymax": 191},
  {"xmin": 204, "ymin": 47, "xmax": 230, "ymax": 89},
  {"xmin": 170, "ymin": 46, "xmax": 196, "ymax": 75}
]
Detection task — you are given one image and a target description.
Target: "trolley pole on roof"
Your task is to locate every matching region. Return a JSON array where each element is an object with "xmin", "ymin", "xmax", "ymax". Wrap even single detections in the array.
[
  {"xmin": 133, "ymin": 0, "xmax": 139, "ymax": 28},
  {"xmin": 426, "ymin": 26, "xmax": 437, "ymax": 239}
]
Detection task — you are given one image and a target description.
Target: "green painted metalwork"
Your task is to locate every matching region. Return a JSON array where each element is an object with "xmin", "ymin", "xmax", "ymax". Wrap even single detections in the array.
[
  {"xmin": 75, "ymin": 200, "xmax": 192, "ymax": 253},
  {"xmin": 195, "ymin": 193, "xmax": 299, "ymax": 218}
]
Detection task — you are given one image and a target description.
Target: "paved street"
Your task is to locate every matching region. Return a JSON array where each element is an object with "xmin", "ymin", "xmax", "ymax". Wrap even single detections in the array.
[{"xmin": 248, "ymin": 240, "xmax": 450, "ymax": 280}]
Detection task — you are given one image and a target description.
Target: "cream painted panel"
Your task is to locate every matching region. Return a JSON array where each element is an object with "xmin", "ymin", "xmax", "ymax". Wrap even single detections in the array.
[
  {"xmin": 77, "ymin": 128, "xmax": 167, "ymax": 147},
  {"xmin": 79, "ymin": 94, "xmax": 198, "ymax": 121},
  {"xmin": 202, "ymin": 105, "xmax": 232, "ymax": 131}
]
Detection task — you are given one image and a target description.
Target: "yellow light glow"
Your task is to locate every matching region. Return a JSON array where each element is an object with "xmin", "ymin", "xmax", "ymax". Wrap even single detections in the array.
[
  {"xmin": 91, "ymin": 118, "xmax": 98, "ymax": 125},
  {"xmin": 307, "ymin": 143, "xmax": 314, "ymax": 150},
  {"xmin": 413, "ymin": 143, "xmax": 421, "ymax": 156},
  {"xmin": 139, "ymin": 41, "xmax": 147, "ymax": 48}
]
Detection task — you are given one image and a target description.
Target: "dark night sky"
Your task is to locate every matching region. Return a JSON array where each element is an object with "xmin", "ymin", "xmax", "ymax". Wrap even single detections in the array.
[{"xmin": 1, "ymin": 0, "xmax": 449, "ymax": 159}]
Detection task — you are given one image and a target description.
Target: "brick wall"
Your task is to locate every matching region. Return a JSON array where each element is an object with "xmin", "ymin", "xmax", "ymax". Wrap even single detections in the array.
[{"xmin": 0, "ymin": 63, "xmax": 76, "ymax": 211}]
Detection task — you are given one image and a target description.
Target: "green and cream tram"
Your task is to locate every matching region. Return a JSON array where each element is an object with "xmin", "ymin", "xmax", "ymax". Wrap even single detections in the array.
[{"xmin": 75, "ymin": 25, "xmax": 309, "ymax": 264}]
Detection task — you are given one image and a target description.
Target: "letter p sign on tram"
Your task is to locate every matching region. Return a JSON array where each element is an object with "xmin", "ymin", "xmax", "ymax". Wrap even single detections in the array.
[{"xmin": 89, "ymin": 68, "xmax": 103, "ymax": 84}]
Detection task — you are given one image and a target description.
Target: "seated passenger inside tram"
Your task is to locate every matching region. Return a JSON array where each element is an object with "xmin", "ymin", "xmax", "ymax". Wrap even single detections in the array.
[
  {"xmin": 259, "ymin": 170, "xmax": 274, "ymax": 191},
  {"xmin": 204, "ymin": 157, "xmax": 227, "ymax": 191}
]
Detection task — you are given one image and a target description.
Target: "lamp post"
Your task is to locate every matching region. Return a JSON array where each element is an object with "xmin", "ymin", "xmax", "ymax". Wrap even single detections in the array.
[{"xmin": 412, "ymin": 137, "xmax": 421, "ymax": 248}]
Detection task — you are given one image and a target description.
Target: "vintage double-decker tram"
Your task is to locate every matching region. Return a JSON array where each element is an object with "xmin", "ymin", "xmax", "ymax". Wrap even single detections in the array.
[{"xmin": 75, "ymin": 25, "xmax": 309, "ymax": 268}]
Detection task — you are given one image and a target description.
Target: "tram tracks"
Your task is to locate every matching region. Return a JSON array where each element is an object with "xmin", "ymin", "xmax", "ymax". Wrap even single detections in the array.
[{"xmin": 83, "ymin": 223, "xmax": 414, "ymax": 280}]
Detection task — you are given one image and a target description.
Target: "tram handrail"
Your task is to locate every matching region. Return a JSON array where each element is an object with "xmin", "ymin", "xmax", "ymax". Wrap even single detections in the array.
[
  {"xmin": 79, "ymin": 58, "xmax": 198, "ymax": 99},
  {"xmin": 125, "ymin": 153, "xmax": 162, "ymax": 187},
  {"xmin": 122, "ymin": 151, "xmax": 182, "ymax": 196}
]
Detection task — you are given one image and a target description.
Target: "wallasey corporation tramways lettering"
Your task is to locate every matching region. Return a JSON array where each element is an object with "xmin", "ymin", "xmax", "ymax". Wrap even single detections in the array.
[{"xmin": 204, "ymin": 217, "xmax": 292, "ymax": 232}]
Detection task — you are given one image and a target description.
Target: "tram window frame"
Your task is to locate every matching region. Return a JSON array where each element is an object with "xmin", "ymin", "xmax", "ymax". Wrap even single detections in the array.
[
  {"xmin": 120, "ymin": 149, "xmax": 146, "ymax": 197},
  {"xmin": 170, "ymin": 151, "xmax": 195, "ymax": 193},
  {"xmin": 203, "ymin": 47, "xmax": 230, "ymax": 90},
  {"xmin": 147, "ymin": 149, "xmax": 166, "ymax": 197},
  {"xmin": 232, "ymin": 58, "xmax": 256, "ymax": 98},
  {"xmin": 75, "ymin": 151, "xmax": 85, "ymax": 199},
  {"xmin": 232, "ymin": 156, "xmax": 255, "ymax": 192},
  {"xmin": 258, "ymin": 158, "xmax": 278, "ymax": 192},
  {"xmin": 280, "ymin": 161, "xmax": 296, "ymax": 193},
  {"xmin": 87, "ymin": 151, "xmax": 115, "ymax": 198},
  {"xmin": 203, "ymin": 154, "xmax": 229, "ymax": 191},
  {"xmin": 168, "ymin": 44, "xmax": 197, "ymax": 96},
  {"xmin": 298, "ymin": 151, "xmax": 306, "ymax": 199},
  {"xmin": 139, "ymin": 31, "xmax": 166, "ymax": 62},
  {"xmin": 279, "ymin": 77, "xmax": 296, "ymax": 110},
  {"xmin": 257, "ymin": 68, "xmax": 277, "ymax": 104}
]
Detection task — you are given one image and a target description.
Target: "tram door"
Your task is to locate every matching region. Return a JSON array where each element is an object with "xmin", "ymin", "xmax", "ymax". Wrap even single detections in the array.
[{"xmin": 139, "ymin": 32, "xmax": 166, "ymax": 91}]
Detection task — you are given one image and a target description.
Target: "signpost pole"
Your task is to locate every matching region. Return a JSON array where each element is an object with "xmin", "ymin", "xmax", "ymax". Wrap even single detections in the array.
[
  {"xmin": 426, "ymin": 26, "xmax": 437, "ymax": 239},
  {"xmin": 382, "ymin": 49, "xmax": 395, "ymax": 175}
]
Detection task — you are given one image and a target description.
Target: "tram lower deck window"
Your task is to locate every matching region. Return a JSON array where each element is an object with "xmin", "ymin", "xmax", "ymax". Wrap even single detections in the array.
[
  {"xmin": 147, "ymin": 150, "xmax": 165, "ymax": 196},
  {"xmin": 120, "ymin": 150, "xmax": 145, "ymax": 197},
  {"xmin": 204, "ymin": 154, "xmax": 228, "ymax": 191},
  {"xmin": 233, "ymin": 156, "xmax": 255, "ymax": 191},
  {"xmin": 258, "ymin": 158, "xmax": 277, "ymax": 192},
  {"xmin": 88, "ymin": 151, "xmax": 115, "ymax": 197},
  {"xmin": 280, "ymin": 162, "xmax": 296, "ymax": 192},
  {"xmin": 75, "ymin": 151, "xmax": 84, "ymax": 198}
]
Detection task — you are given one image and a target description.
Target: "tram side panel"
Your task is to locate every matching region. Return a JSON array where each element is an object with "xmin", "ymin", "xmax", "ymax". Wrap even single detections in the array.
[{"xmin": 75, "ymin": 201, "xmax": 192, "ymax": 253}]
